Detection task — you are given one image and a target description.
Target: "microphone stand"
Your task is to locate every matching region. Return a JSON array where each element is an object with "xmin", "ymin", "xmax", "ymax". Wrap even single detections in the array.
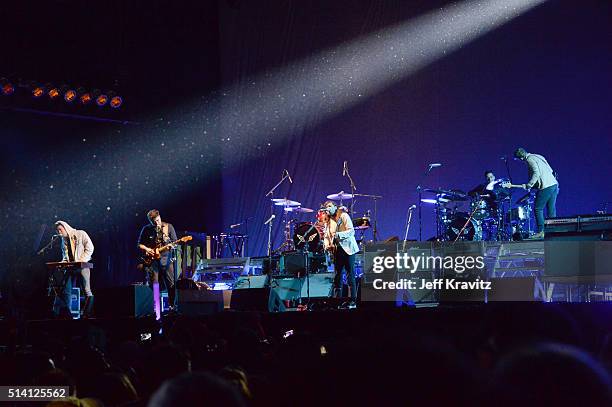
[
  {"xmin": 37, "ymin": 235, "xmax": 59, "ymax": 256},
  {"xmin": 417, "ymin": 165, "xmax": 437, "ymax": 241},
  {"xmin": 402, "ymin": 206, "xmax": 416, "ymax": 252},
  {"xmin": 502, "ymin": 157, "xmax": 513, "ymax": 184},
  {"xmin": 344, "ymin": 163, "xmax": 357, "ymax": 215},
  {"xmin": 265, "ymin": 171, "xmax": 291, "ymax": 256}
]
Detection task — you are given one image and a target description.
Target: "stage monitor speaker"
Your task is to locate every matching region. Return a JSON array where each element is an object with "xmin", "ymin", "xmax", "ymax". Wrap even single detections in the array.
[
  {"xmin": 228, "ymin": 287, "xmax": 285, "ymax": 312},
  {"xmin": 271, "ymin": 277, "xmax": 303, "ymax": 301},
  {"xmin": 96, "ymin": 285, "xmax": 153, "ymax": 318},
  {"xmin": 177, "ymin": 289, "xmax": 224, "ymax": 315},
  {"xmin": 300, "ymin": 272, "xmax": 334, "ymax": 298}
]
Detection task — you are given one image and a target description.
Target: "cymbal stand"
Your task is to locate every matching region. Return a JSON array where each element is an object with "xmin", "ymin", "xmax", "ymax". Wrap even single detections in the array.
[
  {"xmin": 344, "ymin": 162, "xmax": 357, "ymax": 215},
  {"xmin": 417, "ymin": 165, "xmax": 440, "ymax": 241},
  {"xmin": 265, "ymin": 171, "xmax": 291, "ymax": 256},
  {"xmin": 354, "ymin": 193, "xmax": 383, "ymax": 242},
  {"xmin": 274, "ymin": 208, "xmax": 295, "ymax": 253}
]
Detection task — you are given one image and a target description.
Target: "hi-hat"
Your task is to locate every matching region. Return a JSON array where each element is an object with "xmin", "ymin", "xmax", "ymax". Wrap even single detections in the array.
[
  {"xmin": 326, "ymin": 191, "xmax": 354, "ymax": 200},
  {"xmin": 272, "ymin": 198, "xmax": 301, "ymax": 207}
]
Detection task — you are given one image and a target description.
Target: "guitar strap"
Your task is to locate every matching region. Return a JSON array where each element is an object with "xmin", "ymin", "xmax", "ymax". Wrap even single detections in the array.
[{"xmin": 162, "ymin": 223, "xmax": 169, "ymax": 242}]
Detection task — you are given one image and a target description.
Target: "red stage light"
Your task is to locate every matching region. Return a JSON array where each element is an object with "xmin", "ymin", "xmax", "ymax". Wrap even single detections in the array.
[{"xmin": 1, "ymin": 79, "xmax": 15, "ymax": 96}]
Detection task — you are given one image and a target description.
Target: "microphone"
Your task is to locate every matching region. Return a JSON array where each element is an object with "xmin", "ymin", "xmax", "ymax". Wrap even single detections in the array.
[
  {"xmin": 428, "ymin": 163, "xmax": 442, "ymax": 169},
  {"xmin": 284, "ymin": 169, "xmax": 293, "ymax": 184},
  {"xmin": 264, "ymin": 214, "xmax": 276, "ymax": 225},
  {"xmin": 500, "ymin": 156, "xmax": 507, "ymax": 161},
  {"xmin": 408, "ymin": 204, "xmax": 417, "ymax": 210},
  {"xmin": 343, "ymin": 161, "xmax": 347, "ymax": 177},
  {"xmin": 229, "ymin": 223, "xmax": 242, "ymax": 229}
]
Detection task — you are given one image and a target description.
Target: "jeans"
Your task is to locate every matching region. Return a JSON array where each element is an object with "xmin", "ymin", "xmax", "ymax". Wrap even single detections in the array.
[
  {"xmin": 333, "ymin": 246, "xmax": 357, "ymax": 301},
  {"xmin": 53, "ymin": 272, "xmax": 74, "ymax": 317},
  {"xmin": 145, "ymin": 257, "xmax": 177, "ymax": 307},
  {"xmin": 534, "ymin": 184, "xmax": 559, "ymax": 233},
  {"xmin": 80, "ymin": 268, "xmax": 93, "ymax": 297}
]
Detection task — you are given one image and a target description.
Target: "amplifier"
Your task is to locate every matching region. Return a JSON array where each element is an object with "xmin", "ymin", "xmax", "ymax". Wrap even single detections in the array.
[{"xmin": 545, "ymin": 214, "xmax": 612, "ymax": 240}]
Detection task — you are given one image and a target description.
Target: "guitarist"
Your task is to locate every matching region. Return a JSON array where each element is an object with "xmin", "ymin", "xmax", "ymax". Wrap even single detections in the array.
[
  {"xmin": 322, "ymin": 201, "xmax": 360, "ymax": 309},
  {"xmin": 505, "ymin": 148, "xmax": 559, "ymax": 239},
  {"xmin": 138, "ymin": 209, "xmax": 179, "ymax": 312}
]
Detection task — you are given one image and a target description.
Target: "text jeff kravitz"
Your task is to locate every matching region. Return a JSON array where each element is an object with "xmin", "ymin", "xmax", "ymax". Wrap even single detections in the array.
[{"xmin": 372, "ymin": 278, "xmax": 492, "ymax": 291}]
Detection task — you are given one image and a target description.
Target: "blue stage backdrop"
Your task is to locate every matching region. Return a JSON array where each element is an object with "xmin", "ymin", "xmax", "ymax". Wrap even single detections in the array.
[
  {"xmin": 218, "ymin": 0, "xmax": 612, "ymax": 256},
  {"xmin": 0, "ymin": 0, "xmax": 610, "ymax": 292}
]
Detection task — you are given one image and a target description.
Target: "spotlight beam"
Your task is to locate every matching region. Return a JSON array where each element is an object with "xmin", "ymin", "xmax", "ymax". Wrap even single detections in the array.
[{"xmin": 215, "ymin": 0, "xmax": 547, "ymax": 151}]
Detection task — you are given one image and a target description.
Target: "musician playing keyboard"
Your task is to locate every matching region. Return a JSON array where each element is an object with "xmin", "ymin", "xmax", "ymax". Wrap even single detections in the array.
[
  {"xmin": 137, "ymin": 209, "xmax": 179, "ymax": 313},
  {"xmin": 54, "ymin": 221, "xmax": 95, "ymax": 317}
]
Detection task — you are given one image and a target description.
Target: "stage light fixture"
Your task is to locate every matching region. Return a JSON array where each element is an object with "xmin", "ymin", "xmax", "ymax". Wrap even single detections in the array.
[
  {"xmin": 48, "ymin": 87, "xmax": 60, "ymax": 99},
  {"xmin": 64, "ymin": 88, "xmax": 77, "ymax": 103},
  {"xmin": 96, "ymin": 94, "xmax": 109, "ymax": 106},
  {"xmin": 1, "ymin": 78, "xmax": 15, "ymax": 95},
  {"xmin": 32, "ymin": 86, "xmax": 45, "ymax": 98},
  {"xmin": 77, "ymin": 88, "xmax": 92, "ymax": 105},
  {"xmin": 110, "ymin": 95, "xmax": 123, "ymax": 109},
  {"xmin": 92, "ymin": 89, "xmax": 108, "ymax": 106}
]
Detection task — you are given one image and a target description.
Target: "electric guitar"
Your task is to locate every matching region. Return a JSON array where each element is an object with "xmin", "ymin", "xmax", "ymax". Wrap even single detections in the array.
[
  {"xmin": 141, "ymin": 236, "xmax": 192, "ymax": 266},
  {"xmin": 501, "ymin": 182, "xmax": 528, "ymax": 190}
]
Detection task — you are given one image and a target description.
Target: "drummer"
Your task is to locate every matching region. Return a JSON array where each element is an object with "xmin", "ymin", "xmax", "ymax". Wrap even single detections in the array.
[
  {"xmin": 468, "ymin": 170, "xmax": 504, "ymax": 211},
  {"xmin": 469, "ymin": 170, "xmax": 496, "ymax": 196}
]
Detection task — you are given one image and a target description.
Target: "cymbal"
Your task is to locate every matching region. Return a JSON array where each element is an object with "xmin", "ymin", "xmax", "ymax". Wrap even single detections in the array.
[
  {"xmin": 423, "ymin": 188, "xmax": 449, "ymax": 194},
  {"xmin": 284, "ymin": 206, "xmax": 314, "ymax": 213},
  {"xmin": 424, "ymin": 188, "xmax": 467, "ymax": 201},
  {"xmin": 326, "ymin": 191, "xmax": 354, "ymax": 200},
  {"xmin": 272, "ymin": 198, "xmax": 301, "ymax": 207},
  {"xmin": 441, "ymin": 193, "xmax": 468, "ymax": 201}
]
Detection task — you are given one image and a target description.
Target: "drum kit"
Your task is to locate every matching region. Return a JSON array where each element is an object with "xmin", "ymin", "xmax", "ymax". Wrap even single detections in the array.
[
  {"xmin": 421, "ymin": 180, "xmax": 535, "ymax": 242},
  {"xmin": 269, "ymin": 190, "xmax": 378, "ymax": 255}
]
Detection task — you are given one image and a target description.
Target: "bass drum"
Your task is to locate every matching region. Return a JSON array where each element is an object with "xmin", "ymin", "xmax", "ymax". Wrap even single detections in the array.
[
  {"xmin": 293, "ymin": 222, "xmax": 323, "ymax": 253},
  {"xmin": 445, "ymin": 212, "xmax": 482, "ymax": 241},
  {"xmin": 470, "ymin": 199, "xmax": 490, "ymax": 220}
]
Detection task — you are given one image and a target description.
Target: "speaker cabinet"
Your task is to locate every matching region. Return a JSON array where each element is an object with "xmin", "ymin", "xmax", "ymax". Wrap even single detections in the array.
[{"xmin": 96, "ymin": 285, "xmax": 153, "ymax": 318}]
